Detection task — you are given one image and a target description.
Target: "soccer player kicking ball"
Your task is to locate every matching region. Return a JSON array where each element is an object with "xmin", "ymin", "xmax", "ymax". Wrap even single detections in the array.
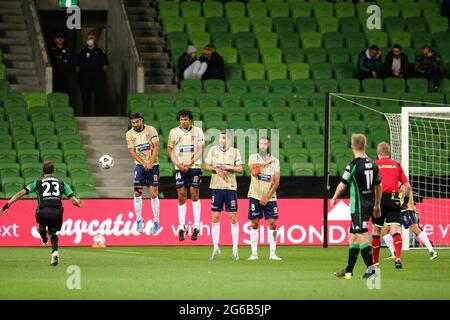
[
  {"xmin": 331, "ymin": 134, "xmax": 383, "ymax": 279},
  {"xmin": 203, "ymin": 131, "xmax": 243, "ymax": 261},
  {"xmin": 168, "ymin": 109, "xmax": 205, "ymax": 241},
  {"xmin": 126, "ymin": 112, "xmax": 161, "ymax": 235},
  {"xmin": 372, "ymin": 142, "xmax": 410, "ymax": 269},
  {"xmin": 247, "ymin": 137, "xmax": 281, "ymax": 261},
  {"xmin": 0, "ymin": 161, "xmax": 83, "ymax": 266}
]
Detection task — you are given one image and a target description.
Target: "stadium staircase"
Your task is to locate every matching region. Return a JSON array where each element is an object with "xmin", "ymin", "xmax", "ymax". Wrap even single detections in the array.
[
  {"xmin": 124, "ymin": 0, "xmax": 177, "ymax": 93},
  {"xmin": 0, "ymin": 0, "xmax": 41, "ymax": 92},
  {"xmin": 76, "ymin": 117, "xmax": 134, "ymax": 198}
]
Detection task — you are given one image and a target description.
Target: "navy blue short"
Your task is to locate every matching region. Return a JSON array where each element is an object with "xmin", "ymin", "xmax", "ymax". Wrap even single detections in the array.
[
  {"xmin": 248, "ymin": 197, "xmax": 279, "ymax": 220},
  {"xmin": 401, "ymin": 210, "xmax": 418, "ymax": 229},
  {"xmin": 175, "ymin": 169, "xmax": 202, "ymax": 189},
  {"xmin": 134, "ymin": 164, "xmax": 159, "ymax": 188},
  {"xmin": 211, "ymin": 189, "xmax": 238, "ymax": 212}
]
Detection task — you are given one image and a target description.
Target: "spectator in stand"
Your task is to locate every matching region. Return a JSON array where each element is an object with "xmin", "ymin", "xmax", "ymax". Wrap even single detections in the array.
[
  {"xmin": 178, "ymin": 44, "xmax": 207, "ymax": 81},
  {"xmin": 356, "ymin": 45, "xmax": 382, "ymax": 79},
  {"xmin": 199, "ymin": 44, "xmax": 225, "ymax": 81},
  {"xmin": 50, "ymin": 33, "xmax": 72, "ymax": 95},
  {"xmin": 414, "ymin": 46, "xmax": 441, "ymax": 92},
  {"xmin": 383, "ymin": 44, "xmax": 410, "ymax": 78}
]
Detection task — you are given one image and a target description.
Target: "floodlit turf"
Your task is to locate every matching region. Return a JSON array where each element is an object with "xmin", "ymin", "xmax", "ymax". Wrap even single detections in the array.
[{"xmin": 0, "ymin": 246, "xmax": 448, "ymax": 300}]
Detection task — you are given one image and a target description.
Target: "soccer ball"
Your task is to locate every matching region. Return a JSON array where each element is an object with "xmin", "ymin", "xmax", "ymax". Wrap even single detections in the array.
[
  {"xmin": 93, "ymin": 234, "xmax": 106, "ymax": 246},
  {"xmin": 99, "ymin": 155, "xmax": 114, "ymax": 169}
]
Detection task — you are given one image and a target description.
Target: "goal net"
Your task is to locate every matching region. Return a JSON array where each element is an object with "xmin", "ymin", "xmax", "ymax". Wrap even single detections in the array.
[{"xmin": 327, "ymin": 93, "xmax": 450, "ymax": 248}]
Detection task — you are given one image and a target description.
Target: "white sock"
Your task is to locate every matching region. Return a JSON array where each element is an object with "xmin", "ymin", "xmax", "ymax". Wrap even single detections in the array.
[
  {"xmin": 251, "ymin": 228, "xmax": 259, "ymax": 255},
  {"xmin": 231, "ymin": 223, "xmax": 239, "ymax": 251},
  {"xmin": 269, "ymin": 229, "xmax": 277, "ymax": 255},
  {"xmin": 383, "ymin": 234, "xmax": 396, "ymax": 256},
  {"xmin": 212, "ymin": 222, "xmax": 220, "ymax": 250},
  {"xmin": 151, "ymin": 197, "xmax": 160, "ymax": 223},
  {"xmin": 418, "ymin": 232, "xmax": 435, "ymax": 253},
  {"xmin": 178, "ymin": 203, "xmax": 186, "ymax": 230},
  {"xmin": 134, "ymin": 196, "xmax": 143, "ymax": 220},
  {"xmin": 192, "ymin": 200, "xmax": 201, "ymax": 229}
]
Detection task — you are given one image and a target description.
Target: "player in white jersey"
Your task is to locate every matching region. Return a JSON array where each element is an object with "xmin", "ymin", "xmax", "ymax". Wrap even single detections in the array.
[
  {"xmin": 125, "ymin": 112, "xmax": 161, "ymax": 234},
  {"xmin": 203, "ymin": 131, "xmax": 243, "ymax": 260},
  {"xmin": 168, "ymin": 109, "xmax": 205, "ymax": 241},
  {"xmin": 247, "ymin": 137, "xmax": 282, "ymax": 261}
]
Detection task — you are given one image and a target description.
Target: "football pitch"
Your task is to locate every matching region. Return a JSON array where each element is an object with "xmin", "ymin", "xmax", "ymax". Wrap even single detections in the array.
[{"xmin": 0, "ymin": 246, "xmax": 448, "ymax": 300}]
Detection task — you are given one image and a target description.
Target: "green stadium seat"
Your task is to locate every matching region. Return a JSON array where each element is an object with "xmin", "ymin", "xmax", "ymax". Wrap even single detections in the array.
[
  {"xmin": 212, "ymin": 31, "xmax": 233, "ymax": 48},
  {"xmin": 244, "ymin": 63, "xmax": 265, "ymax": 80},
  {"xmin": 284, "ymin": 48, "xmax": 304, "ymax": 64},
  {"xmin": 305, "ymin": 48, "xmax": 327, "ymax": 64},
  {"xmin": 292, "ymin": 162, "xmax": 314, "ymax": 176},
  {"xmin": 261, "ymin": 48, "xmax": 282, "ymax": 64},
  {"xmin": 273, "ymin": 17, "xmax": 294, "ymax": 33},
  {"xmin": 379, "ymin": 3, "xmax": 400, "ymax": 18},
  {"xmin": 203, "ymin": 79, "xmax": 225, "ymax": 94},
  {"xmin": 271, "ymin": 79, "xmax": 294, "ymax": 94},
  {"xmin": 234, "ymin": 32, "xmax": 256, "ymax": 49},
  {"xmin": 293, "ymin": 79, "xmax": 315, "ymax": 96},
  {"xmin": 181, "ymin": 2, "xmax": 201, "ymax": 17},
  {"xmin": 247, "ymin": 2, "xmax": 267, "ymax": 19},
  {"xmin": 278, "ymin": 32, "xmax": 300, "ymax": 49},
  {"xmin": 208, "ymin": 17, "xmax": 228, "ymax": 34},
  {"xmin": 423, "ymin": 92, "xmax": 446, "ymax": 104},
  {"xmin": 339, "ymin": 78, "xmax": 361, "ymax": 93},
  {"xmin": 297, "ymin": 17, "xmax": 317, "ymax": 33},
  {"xmin": 405, "ymin": 17, "xmax": 427, "ymax": 33},
  {"xmin": 301, "ymin": 32, "xmax": 322, "ymax": 49},
  {"xmin": 185, "ymin": 17, "xmax": 206, "ymax": 33},
  {"xmin": 239, "ymin": 48, "xmax": 260, "ymax": 64},
  {"xmin": 256, "ymin": 32, "xmax": 278, "ymax": 48},
  {"xmin": 407, "ymin": 78, "xmax": 429, "ymax": 93},
  {"xmin": 384, "ymin": 78, "xmax": 406, "ymax": 94},
  {"xmin": 225, "ymin": 2, "xmax": 245, "ymax": 18},
  {"xmin": 220, "ymin": 93, "xmax": 242, "ymax": 108},
  {"xmin": 310, "ymin": 63, "xmax": 333, "ymax": 80},
  {"xmin": 265, "ymin": 63, "xmax": 287, "ymax": 81},
  {"xmin": 335, "ymin": 2, "xmax": 355, "ymax": 19},
  {"xmin": 288, "ymin": 63, "xmax": 310, "ymax": 80},
  {"xmin": 428, "ymin": 17, "xmax": 448, "ymax": 35},
  {"xmin": 242, "ymin": 92, "xmax": 265, "ymax": 108},
  {"xmin": 0, "ymin": 64, "xmax": 5, "ymax": 80},
  {"xmin": 329, "ymin": 48, "xmax": 350, "ymax": 65},
  {"xmin": 389, "ymin": 32, "xmax": 411, "ymax": 48},
  {"xmin": 434, "ymin": 32, "xmax": 450, "ymax": 49},
  {"xmin": 313, "ymin": 2, "xmax": 333, "ymax": 18},
  {"xmin": 317, "ymin": 17, "xmax": 338, "ymax": 34},
  {"xmin": 366, "ymin": 31, "xmax": 388, "ymax": 47},
  {"xmin": 64, "ymin": 149, "xmax": 87, "ymax": 163},
  {"xmin": 339, "ymin": 17, "xmax": 361, "ymax": 33},
  {"xmin": 217, "ymin": 47, "xmax": 237, "ymax": 64},
  {"xmin": 162, "ymin": 17, "xmax": 184, "ymax": 34},
  {"xmin": 159, "ymin": 2, "xmax": 179, "ymax": 19},
  {"xmin": 229, "ymin": 17, "xmax": 250, "ymax": 33},
  {"xmin": 251, "ymin": 16, "xmax": 273, "ymax": 34},
  {"xmin": 17, "ymin": 149, "xmax": 40, "ymax": 163},
  {"xmin": 248, "ymin": 79, "xmax": 270, "ymax": 94},
  {"xmin": 203, "ymin": 1, "xmax": 223, "ymax": 18},
  {"xmin": 47, "ymin": 93, "xmax": 69, "ymax": 108},
  {"xmin": 189, "ymin": 32, "xmax": 210, "ymax": 49},
  {"xmin": 401, "ymin": 3, "xmax": 422, "ymax": 19},
  {"xmin": 0, "ymin": 163, "xmax": 20, "ymax": 178},
  {"xmin": 316, "ymin": 79, "xmax": 338, "ymax": 93},
  {"xmin": 290, "ymin": 2, "xmax": 312, "ymax": 19},
  {"xmin": 323, "ymin": 32, "xmax": 345, "ymax": 49},
  {"xmin": 384, "ymin": 17, "xmax": 405, "ymax": 33},
  {"xmin": 0, "ymin": 149, "xmax": 16, "ymax": 163},
  {"xmin": 181, "ymin": 79, "xmax": 202, "ymax": 94},
  {"xmin": 269, "ymin": 2, "xmax": 289, "ymax": 18},
  {"xmin": 226, "ymin": 80, "xmax": 248, "ymax": 94}
]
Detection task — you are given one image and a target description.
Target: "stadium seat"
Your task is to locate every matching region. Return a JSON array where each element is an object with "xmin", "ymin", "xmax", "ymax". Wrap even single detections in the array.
[
  {"xmin": 203, "ymin": 1, "xmax": 223, "ymax": 18},
  {"xmin": 244, "ymin": 63, "xmax": 265, "ymax": 80}
]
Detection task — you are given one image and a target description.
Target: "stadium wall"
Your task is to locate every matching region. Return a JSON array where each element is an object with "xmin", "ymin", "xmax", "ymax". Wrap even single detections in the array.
[{"xmin": 1, "ymin": 199, "xmax": 448, "ymax": 246}]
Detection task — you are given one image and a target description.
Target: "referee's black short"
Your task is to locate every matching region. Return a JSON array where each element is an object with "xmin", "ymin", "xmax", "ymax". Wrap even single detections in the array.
[
  {"xmin": 36, "ymin": 207, "xmax": 64, "ymax": 231},
  {"xmin": 372, "ymin": 193, "xmax": 401, "ymax": 228}
]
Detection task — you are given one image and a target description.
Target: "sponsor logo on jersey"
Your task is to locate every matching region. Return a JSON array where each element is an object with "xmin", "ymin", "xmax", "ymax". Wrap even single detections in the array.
[
  {"xmin": 258, "ymin": 173, "xmax": 272, "ymax": 182},
  {"xmin": 179, "ymin": 145, "xmax": 194, "ymax": 153},
  {"xmin": 136, "ymin": 143, "xmax": 151, "ymax": 152}
]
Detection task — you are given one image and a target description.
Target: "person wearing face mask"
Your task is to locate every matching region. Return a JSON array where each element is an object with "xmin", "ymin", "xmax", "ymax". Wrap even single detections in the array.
[
  {"xmin": 178, "ymin": 44, "xmax": 207, "ymax": 82},
  {"xmin": 76, "ymin": 31, "xmax": 108, "ymax": 115},
  {"xmin": 50, "ymin": 33, "xmax": 72, "ymax": 95}
]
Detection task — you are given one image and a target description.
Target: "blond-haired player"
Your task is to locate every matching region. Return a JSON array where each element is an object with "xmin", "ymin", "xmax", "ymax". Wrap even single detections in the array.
[
  {"xmin": 247, "ymin": 137, "xmax": 281, "ymax": 261},
  {"xmin": 203, "ymin": 131, "xmax": 243, "ymax": 261},
  {"xmin": 126, "ymin": 112, "xmax": 160, "ymax": 234},
  {"xmin": 168, "ymin": 109, "xmax": 205, "ymax": 241}
]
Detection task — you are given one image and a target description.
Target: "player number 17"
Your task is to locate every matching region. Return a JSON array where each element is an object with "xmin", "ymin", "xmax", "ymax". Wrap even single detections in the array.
[{"xmin": 364, "ymin": 170, "xmax": 373, "ymax": 189}]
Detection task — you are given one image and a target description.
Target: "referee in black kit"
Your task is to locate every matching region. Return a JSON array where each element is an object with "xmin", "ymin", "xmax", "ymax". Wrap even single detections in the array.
[
  {"xmin": 76, "ymin": 31, "xmax": 108, "ymax": 115},
  {"xmin": 50, "ymin": 33, "xmax": 72, "ymax": 95}
]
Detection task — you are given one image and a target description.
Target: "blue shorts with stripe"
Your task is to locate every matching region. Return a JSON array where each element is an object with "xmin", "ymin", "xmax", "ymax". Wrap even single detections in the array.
[
  {"xmin": 175, "ymin": 169, "xmax": 202, "ymax": 189},
  {"xmin": 248, "ymin": 197, "xmax": 279, "ymax": 220},
  {"xmin": 211, "ymin": 189, "xmax": 238, "ymax": 212},
  {"xmin": 134, "ymin": 164, "xmax": 159, "ymax": 188},
  {"xmin": 400, "ymin": 210, "xmax": 418, "ymax": 229}
]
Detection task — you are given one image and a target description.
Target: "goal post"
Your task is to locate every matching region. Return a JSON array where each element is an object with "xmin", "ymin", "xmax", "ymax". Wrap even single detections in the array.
[{"xmin": 324, "ymin": 92, "xmax": 450, "ymax": 249}]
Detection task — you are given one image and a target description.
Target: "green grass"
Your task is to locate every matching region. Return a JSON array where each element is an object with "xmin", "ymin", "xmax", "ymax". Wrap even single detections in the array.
[{"xmin": 0, "ymin": 246, "xmax": 448, "ymax": 300}]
